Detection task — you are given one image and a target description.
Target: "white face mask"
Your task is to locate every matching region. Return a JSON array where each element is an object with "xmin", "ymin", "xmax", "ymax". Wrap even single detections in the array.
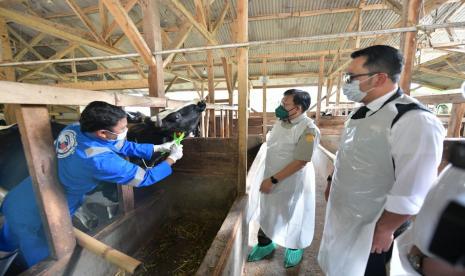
[
  {"xmin": 342, "ymin": 76, "xmax": 376, "ymax": 103},
  {"xmin": 106, "ymin": 128, "xmax": 128, "ymax": 141}
]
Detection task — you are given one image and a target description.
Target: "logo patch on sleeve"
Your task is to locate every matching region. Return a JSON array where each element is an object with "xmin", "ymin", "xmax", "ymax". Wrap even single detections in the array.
[
  {"xmin": 305, "ymin": 133, "xmax": 315, "ymax": 143},
  {"xmin": 56, "ymin": 130, "xmax": 77, "ymax": 158}
]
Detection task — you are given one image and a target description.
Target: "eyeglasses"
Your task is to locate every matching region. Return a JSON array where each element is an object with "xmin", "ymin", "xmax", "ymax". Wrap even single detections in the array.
[{"xmin": 342, "ymin": 72, "xmax": 381, "ymax": 84}]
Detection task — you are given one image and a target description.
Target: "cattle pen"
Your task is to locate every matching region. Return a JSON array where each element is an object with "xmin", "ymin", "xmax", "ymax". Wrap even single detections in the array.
[{"xmin": 0, "ymin": 0, "xmax": 465, "ymax": 275}]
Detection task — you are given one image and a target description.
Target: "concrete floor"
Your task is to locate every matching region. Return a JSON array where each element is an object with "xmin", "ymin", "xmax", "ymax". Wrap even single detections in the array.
[{"xmin": 243, "ymin": 174, "xmax": 327, "ymax": 276}]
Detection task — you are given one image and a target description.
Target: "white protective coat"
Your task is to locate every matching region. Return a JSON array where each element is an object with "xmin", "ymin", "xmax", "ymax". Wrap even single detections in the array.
[
  {"xmin": 255, "ymin": 115, "xmax": 318, "ymax": 249},
  {"xmin": 318, "ymin": 94, "xmax": 425, "ymax": 276},
  {"xmin": 390, "ymin": 164, "xmax": 465, "ymax": 275}
]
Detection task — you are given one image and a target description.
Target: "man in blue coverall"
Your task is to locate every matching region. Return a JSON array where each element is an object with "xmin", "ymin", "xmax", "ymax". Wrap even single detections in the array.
[{"xmin": 0, "ymin": 101, "xmax": 183, "ymax": 268}]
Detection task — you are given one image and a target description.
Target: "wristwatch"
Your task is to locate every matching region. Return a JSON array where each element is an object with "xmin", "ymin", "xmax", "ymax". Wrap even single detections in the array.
[
  {"xmin": 407, "ymin": 252, "xmax": 425, "ymax": 276},
  {"xmin": 270, "ymin": 176, "xmax": 279, "ymax": 184}
]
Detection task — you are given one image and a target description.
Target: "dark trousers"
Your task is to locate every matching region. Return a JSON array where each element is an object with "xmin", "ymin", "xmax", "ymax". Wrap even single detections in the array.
[
  {"xmin": 364, "ymin": 220, "xmax": 411, "ymax": 276},
  {"xmin": 257, "ymin": 228, "xmax": 272, "ymax": 246}
]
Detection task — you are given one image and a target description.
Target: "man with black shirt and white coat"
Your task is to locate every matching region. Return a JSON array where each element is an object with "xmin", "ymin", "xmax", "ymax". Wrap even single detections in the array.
[{"xmin": 318, "ymin": 45, "xmax": 445, "ymax": 276}]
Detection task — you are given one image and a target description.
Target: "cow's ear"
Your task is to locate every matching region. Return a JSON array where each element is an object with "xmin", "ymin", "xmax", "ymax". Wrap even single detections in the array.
[{"xmin": 197, "ymin": 101, "xmax": 207, "ymax": 112}]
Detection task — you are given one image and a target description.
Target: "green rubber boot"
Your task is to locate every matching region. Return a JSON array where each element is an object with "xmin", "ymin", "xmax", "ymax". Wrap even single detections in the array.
[
  {"xmin": 247, "ymin": 242, "xmax": 277, "ymax": 262},
  {"xmin": 284, "ymin": 248, "xmax": 304, "ymax": 268}
]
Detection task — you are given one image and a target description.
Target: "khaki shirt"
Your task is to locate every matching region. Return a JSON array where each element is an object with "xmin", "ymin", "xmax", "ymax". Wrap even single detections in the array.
[{"xmin": 281, "ymin": 120, "xmax": 318, "ymax": 162}]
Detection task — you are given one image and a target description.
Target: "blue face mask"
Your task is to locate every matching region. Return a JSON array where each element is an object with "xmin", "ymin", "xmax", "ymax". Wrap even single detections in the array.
[{"xmin": 105, "ymin": 128, "xmax": 128, "ymax": 141}]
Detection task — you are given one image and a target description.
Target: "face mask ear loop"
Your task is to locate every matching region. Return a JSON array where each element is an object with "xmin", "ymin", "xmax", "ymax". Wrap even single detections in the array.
[{"xmin": 288, "ymin": 106, "xmax": 299, "ymax": 118}]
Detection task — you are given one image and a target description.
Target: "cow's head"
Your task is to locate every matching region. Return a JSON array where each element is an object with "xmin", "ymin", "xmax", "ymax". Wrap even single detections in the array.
[
  {"xmin": 149, "ymin": 100, "xmax": 206, "ymax": 135},
  {"xmin": 127, "ymin": 100, "xmax": 206, "ymax": 145}
]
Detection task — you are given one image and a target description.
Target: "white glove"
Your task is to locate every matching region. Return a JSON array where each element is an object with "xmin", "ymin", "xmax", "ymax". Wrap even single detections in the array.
[
  {"xmin": 167, "ymin": 143, "xmax": 183, "ymax": 162},
  {"xmin": 153, "ymin": 141, "xmax": 175, "ymax": 152}
]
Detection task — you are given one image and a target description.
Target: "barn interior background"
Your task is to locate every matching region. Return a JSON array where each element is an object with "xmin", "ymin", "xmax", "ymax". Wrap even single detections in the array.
[{"xmin": 0, "ymin": 0, "xmax": 464, "ymax": 275}]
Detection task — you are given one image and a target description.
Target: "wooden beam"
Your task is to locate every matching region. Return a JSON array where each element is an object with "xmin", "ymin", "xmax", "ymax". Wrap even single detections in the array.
[
  {"xmin": 414, "ymin": 93, "xmax": 465, "ymax": 105},
  {"xmin": 194, "ymin": 0, "xmax": 208, "ymax": 28},
  {"xmin": 99, "ymin": 0, "xmax": 108, "ymax": 38},
  {"xmin": 117, "ymin": 185, "xmax": 134, "ymax": 213},
  {"xmin": 43, "ymin": 1, "xmax": 387, "ymax": 20},
  {"xmin": 140, "ymin": 0, "xmax": 165, "ymax": 115},
  {"xmin": 0, "ymin": 17, "xmax": 16, "ymax": 124},
  {"xmin": 225, "ymin": 106, "xmax": 230, "ymax": 138},
  {"xmin": 212, "ymin": 1, "xmax": 230, "ymax": 35},
  {"xmin": 325, "ymin": 77, "xmax": 333, "ymax": 107},
  {"xmin": 169, "ymin": 0, "xmax": 218, "ymax": 45},
  {"xmin": 66, "ymin": 0, "xmax": 104, "ymax": 42},
  {"xmin": 16, "ymin": 106, "xmax": 76, "ymax": 259},
  {"xmin": 355, "ymin": 0, "xmax": 365, "ymax": 48},
  {"xmin": 162, "ymin": 22, "xmax": 193, "ymax": 68},
  {"xmin": 77, "ymin": 46, "xmax": 119, "ymax": 80},
  {"xmin": 57, "ymin": 79, "xmax": 148, "ymax": 90},
  {"xmin": 0, "ymin": 7, "xmax": 123, "ymax": 55},
  {"xmin": 64, "ymin": 66, "xmax": 134, "ymax": 77},
  {"xmin": 335, "ymin": 72, "xmax": 342, "ymax": 109},
  {"xmin": 447, "ymin": 103, "xmax": 465, "ymax": 137},
  {"xmin": 247, "ymin": 3, "xmax": 392, "ymax": 21},
  {"xmin": 327, "ymin": 0, "xmax": 364, "ymax": 74},
  {"xmin": 446, "ymin": 60, "xmax": 465, "ymax": 75},
  {"xmin": 8, "ymin": 26, "xmax": 69, "ymax": 81},
  {"xmin": 399, "ymin": 0, "xmax": 421, "ymax": 95},
  {"xmin": 71, "ymin": 49, "xmax": 77, "ymax": 82},
  {"xmin": 262, "ymin": 59, "xmax": 267, "ymax": 138},
  {"xmin": 170, "ymin": 56, "xmax": 324, "ymax": 67},
  {"xmin": 103, "ymin": 0, "xmax": 156, "ymax": 66},
  {"xmin": 18, "ymin": 44, "xmax": 78, "ymax": 82},
  {"xmin": 0, "ymin": 81, "xmax": 166, "ymax": 106},
  {"xmin": 253, "ymin": 48, "xmax": 354, "ymax": 60},
  {"xmin": 417, "ymin": 66, "xmax": 465, "ymax": 80},
  {"xmin": 165, "ymin": 76, "xmax": 178, "ymax": 92},
  {"xmin": 316, "ymin": 56, "xmax": 325, "ymax": 125},
  {"xmin": 13, "ymin": 32, "xmax": 46, "ymax": 61},
  {"xmin": 207, "ymin": 50, "xmax": 216, "ymax": 137},
  {"xmin": 236, "ymin": 0, "xmax": 248, "ymax": 195},
  {"xmin": 222, "ymin": 57, "xmax": 233, "ymax": 98},
  {"xmin": 310, "ymin": 87, "xmax": 338, "ymax": 111},
  {"xmin": 103, "ymin": 0, "xmax": 138, "ymax": 41},
  {"xmin": 384, "ymin": 0, "xmax": 402, "ymax": 14}
]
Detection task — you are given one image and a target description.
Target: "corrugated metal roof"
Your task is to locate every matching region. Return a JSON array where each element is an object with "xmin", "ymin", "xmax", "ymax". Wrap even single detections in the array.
[{"xmin": 3, "ymin": 0, "xmax": 464, "ymax": 91}]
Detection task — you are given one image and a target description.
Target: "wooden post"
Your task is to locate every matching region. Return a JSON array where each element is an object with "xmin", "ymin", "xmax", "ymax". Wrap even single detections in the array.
[
  {"xmin": 207, "ymin": 50, "xmax": 216, "ymax": 137},
  {"xmin": 399, "ymin": 0, "xmax": 421, "ymax": 95},
  {"xmin": 237, "ymin": 0, "xmax": 248, "ymax": 195},
  {"xmin": 141, "ymin": 0, "xmax": 165, "ymax": 114},
  {"xmin": 316, "ymin": 56, "xmax": 325, "ymax": 125},
  {"xmin": 220, "ymin": 109, "xmax": 225, "ymax": 138},
  {"xmin": 325, "ymin": 77, "xmax": 333, "ymax": 107},
  {"xmin": 262, "ymin": 59, "xmax": 268, "ymax": 139},
  {"xmin": 335, "ymin": 72, "xmax": 342, "ymax": 115},
  {"xmin": 399, "ymin": 0, "xmax": 409, "ymax": 53},
  {"xmin": 228, "ymin": 63, "xmax": 234, "ymax": 137},
  {"xmin": 447, "ymin": 103, "xmax": 465, "ymax": 137},
  {"xmin": 221, "ymin": 57, "xmax": 234, "ymax": 138},
  {"xmin": 200, "ymin": 82, "xmax": 206, "ymax": 138},
  {"xmin": 118, "ymin": 185, "xmax": 134, "ymax": 212},
  {"xmin": 225, "ymin": 108, "xmax": 230, "ymax": 137},
  {"xmin": 0, "ymin": 17, "xmax": 17, "ymax": 124},
  {"xmin": 15, "ymin": 106, "xmax": 76, "ymax": 259}
]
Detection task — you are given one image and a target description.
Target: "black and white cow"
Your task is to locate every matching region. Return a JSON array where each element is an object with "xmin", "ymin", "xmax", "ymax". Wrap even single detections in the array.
[{"xmin": 0, "ymin": 100, "xmax": 206, "ymax": 231}]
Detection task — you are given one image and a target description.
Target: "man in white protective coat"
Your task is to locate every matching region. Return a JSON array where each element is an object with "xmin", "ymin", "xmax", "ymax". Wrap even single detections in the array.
[
  {"xmin": 247, "ymin": 89, "xmax": 320, "ymax": 268},
  {"xmin": 318, "ymin": 45, "xmax": 445, "ymax": 276},
  {"xmin": 390, "ymin": 141, "xmax": 465, "ymax": 276}
]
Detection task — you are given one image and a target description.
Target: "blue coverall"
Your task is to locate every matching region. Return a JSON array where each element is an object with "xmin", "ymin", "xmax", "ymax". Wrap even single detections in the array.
[{"xmin": 0, "ymin": 123, "xmax": 172, "ymax": 267}]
